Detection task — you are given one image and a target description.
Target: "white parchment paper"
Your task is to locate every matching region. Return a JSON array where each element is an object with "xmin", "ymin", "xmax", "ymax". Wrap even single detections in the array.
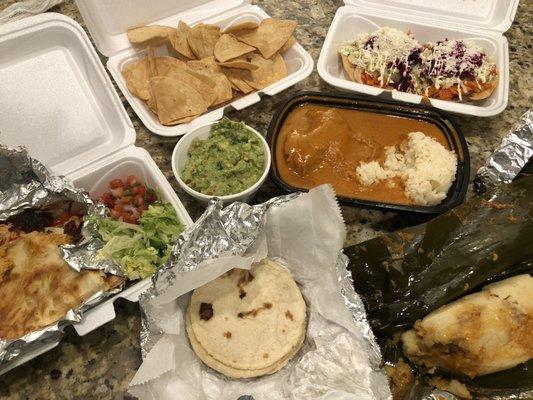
[{"xmin": 128, "ymin": 186, "xmax": 391, "ymax": 400}]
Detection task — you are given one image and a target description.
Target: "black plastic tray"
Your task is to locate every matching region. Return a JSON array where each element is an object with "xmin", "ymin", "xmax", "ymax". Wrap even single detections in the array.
[{"xmin": 267, "ymin": 92, "xmax": 470, "ymax": 214}]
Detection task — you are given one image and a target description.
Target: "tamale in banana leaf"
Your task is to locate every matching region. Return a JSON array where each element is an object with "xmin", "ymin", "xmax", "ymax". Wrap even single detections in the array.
[
  {"xmin": 346, "ymin": 175, "xmax": 533, "ymax": 336},
  {"xmin": 345, "ymin": 175, "xmax": 533, "ymax": 398}
]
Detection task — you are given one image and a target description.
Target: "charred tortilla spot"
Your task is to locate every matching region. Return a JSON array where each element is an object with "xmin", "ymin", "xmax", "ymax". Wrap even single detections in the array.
[
  {"xmin": 237, "ymin": 271, "xmax": 254, "ymax": 300},
  {"xmin": 199, "ymin": 302, "xmax": 213, "ymax": 321},
  {"xmin": 237, "ymin": 270, "xmax": 254, "ymax": 287},
  {"xmin": 238, "ymin": 302, "xmax": 272, "ymax": 318},
  {"xmin": 223, "ymin": 331, "xmax": 232, "ymax": 339},
  {"xmin": 285, "ymin": 310, "xmax": 294, "ymax": 320},
  {"xmin": 263, "ymin": 353, "xmax": 269, "ymax": 359}
]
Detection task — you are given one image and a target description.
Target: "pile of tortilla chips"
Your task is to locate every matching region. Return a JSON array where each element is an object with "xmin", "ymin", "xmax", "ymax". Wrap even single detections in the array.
[{"xmin": 122, "ymin": 19, "xmax": 298, "ymax": 126}]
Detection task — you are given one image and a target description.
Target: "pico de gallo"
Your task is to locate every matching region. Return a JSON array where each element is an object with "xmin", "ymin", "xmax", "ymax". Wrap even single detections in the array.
[{"xmin": 92, "ymin": 175, "xmax": 184, "ymax": 280}]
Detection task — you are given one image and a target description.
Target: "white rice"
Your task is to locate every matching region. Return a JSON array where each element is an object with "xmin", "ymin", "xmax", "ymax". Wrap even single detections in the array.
[{"xmin": 356, "ymin": 131, "xmax": 457, "ymax": 206}]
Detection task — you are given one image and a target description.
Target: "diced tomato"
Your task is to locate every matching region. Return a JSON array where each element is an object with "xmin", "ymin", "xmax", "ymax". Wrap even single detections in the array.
[
  {"xmin": 134, "ymin": 194, "xmax": 145, "ymax": 207},
  {"xmin": 126, "ymin": 175, "xmax": 138, "ymax": 186},
  {"xmin": 133, "ymin": 185, "xmax": 146, "ymax": 196},
  {"xmin": 110, "ymin": 187, "xmax": 124, "ymax": 198},
  {"xmin": 109, "ymin": 179, "xmax": 124, "ymax": 189},
  {"xmin": 99, "ymin": 175, "xmax": 156, "ymax": 224},
  {"xmin": 121, "ymin": 195, "xmax": 133, "ymax": 205},
  {"xmin": 101, "ymin": 192, "xmax": 115, "ymax": 207}
]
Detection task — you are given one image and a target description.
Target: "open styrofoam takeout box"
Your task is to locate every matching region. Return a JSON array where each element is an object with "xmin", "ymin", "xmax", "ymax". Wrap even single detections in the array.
[
  {"xmin": 317, "ymin": 0, "xmax": 519, "ymax": 117},
  {"xmin": 0, "ymin": 13, "xmax": 193, "ymax": 375},
  {"xmin": 75, "ymin": 0, "xmax": 314, "ymax": 137}
]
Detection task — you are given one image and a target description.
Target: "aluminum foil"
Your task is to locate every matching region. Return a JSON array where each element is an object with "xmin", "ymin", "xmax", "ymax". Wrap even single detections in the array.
[
  {"xmin": 475, "ymin": 108, "xmax": 533, "ymax": 193},
  {"xmin": 129, "ymin": 186, "xmax": 391, "ymax": 400},
  {"xmin": 61, "ymin": 201, "xmax": 126, "ymax": 277},
  {"xmin": 0, "ymin": 146, "xmax": 123, "ymax": 369}
]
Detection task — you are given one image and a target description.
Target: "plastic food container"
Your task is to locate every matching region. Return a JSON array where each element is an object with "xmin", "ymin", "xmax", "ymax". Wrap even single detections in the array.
[
  {"xmin": 0, "ymin": 13, "xmax": 193, "ymax": 375},
  {"xmin": 317, "ymin": 0, "xmax": 519, "ymax": 117},
  {"xmin": 267, "ymin": 92, "xmax": 470, "ymax": 214},
  {"xmin": 75, "ymin": 0, "xmax": 314, "ymax": 137},
  {"xmin": 172, "ymin": 121, "xmax": 271, "ymax": 204}
]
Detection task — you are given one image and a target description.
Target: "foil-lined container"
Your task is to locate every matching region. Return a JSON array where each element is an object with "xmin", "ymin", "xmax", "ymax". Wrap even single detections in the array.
[
  {"xmin": 0, "ymin": 146, "xmax": 123, "ymax": 368},
  {"xmin": 128, "ymin": 185, "xmax": 392, "ymax": 400}
]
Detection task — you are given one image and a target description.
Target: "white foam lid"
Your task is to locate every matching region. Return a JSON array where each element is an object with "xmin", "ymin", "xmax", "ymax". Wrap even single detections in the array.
[
  {"xmin": 344, "ymin": 0, "xmax": 519, "ymax": 33},
  {"xmin": 0, "ymin": 13, "xmax": 136, "ymax": 176},
  {"xmin": 76, "ymin": 0, "xmax": 249, "ymax": 57}
]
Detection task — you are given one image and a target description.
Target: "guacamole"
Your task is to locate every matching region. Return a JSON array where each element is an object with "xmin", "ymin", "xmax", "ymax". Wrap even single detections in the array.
[{"xmin": 181, "ymin": 118, "xmax": 265, "ymax": 196}]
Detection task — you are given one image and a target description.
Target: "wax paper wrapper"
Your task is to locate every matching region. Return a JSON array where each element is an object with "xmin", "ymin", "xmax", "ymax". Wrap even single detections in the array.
[
  {"xmin": 0, "ymin": 146, "xmax": 122, "ymax": 371},
  {"xmin": 128, "ymin": 185, "xmax": 392, "ymax": 400},
  {"xmin": 475, "ymin": 108, "xmax": 533, "ymax": 193}
]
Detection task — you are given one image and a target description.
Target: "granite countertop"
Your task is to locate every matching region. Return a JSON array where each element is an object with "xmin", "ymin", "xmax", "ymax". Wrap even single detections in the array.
[{"xmin": 0, "ymin": 0, "xmax": 531, "ymax": 398}]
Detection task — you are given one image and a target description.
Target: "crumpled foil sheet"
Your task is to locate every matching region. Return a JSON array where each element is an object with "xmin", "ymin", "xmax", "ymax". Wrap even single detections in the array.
[
  {"xmin": 475, "ymin": 108, "xmax": 533, "ymax": 193},
  {"xmin": 0, "ymin": 146, "xmax": 123, "ymax": 368},
  {"xmin": 61, "ymin": 201, "xmax": 126, "ymax": 277},
  {"xmin": 133, "ymin": 187, "xmax": 390, "ymax": 399}
]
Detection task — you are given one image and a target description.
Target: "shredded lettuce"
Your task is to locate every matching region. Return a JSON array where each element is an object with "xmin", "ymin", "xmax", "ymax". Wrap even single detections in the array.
[{"xmin": 94, "ymin": 202, "xmax": 184, "ymax": 280}]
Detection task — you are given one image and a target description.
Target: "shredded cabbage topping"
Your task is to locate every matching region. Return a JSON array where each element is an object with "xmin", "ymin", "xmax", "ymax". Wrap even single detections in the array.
[
  {"xmin": 93, "ymin": 201, "xmax": 184, "ymax": 280},
  {"xmin": 339, "ymin": 28, "xmax": 496, "ymax": 97}
]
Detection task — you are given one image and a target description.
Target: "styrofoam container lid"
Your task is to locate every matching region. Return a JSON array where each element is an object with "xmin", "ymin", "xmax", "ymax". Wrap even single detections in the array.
[
  {"xmin": 0, "ymin": 13, "xmax": 135, "ymax": 176},
  {"xmin": 344, "ymin": 0, "xmax": 519, "ymax": 32},
  {"xmin": 76, "ymin": 0, "xmax": 249, "ymax": 57}
]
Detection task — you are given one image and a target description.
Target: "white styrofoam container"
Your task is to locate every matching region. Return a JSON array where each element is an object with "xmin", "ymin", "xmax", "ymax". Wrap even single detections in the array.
[
  {"xmin": 75, "ymin": 0, "xmax": 314, "ymax": 137},
  {"xmin": 0, "ymin": 13, "xmax": 193, "ymax": 374},
  {"xmin": 317, "ymin": 0, "xmax": 519, "ymax": 117}
]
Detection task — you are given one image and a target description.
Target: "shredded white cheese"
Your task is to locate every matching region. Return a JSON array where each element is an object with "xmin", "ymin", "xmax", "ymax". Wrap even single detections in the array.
[{"xmin": 339, "ymin": 27, "xmax": 420, "ymax": 87}]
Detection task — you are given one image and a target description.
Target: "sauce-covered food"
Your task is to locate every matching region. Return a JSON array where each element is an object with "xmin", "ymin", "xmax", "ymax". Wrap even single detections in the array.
[
  {"xmin": 275, "ymin": 104, "xmax": 457, "ymax": 206},
  {"xmin": 181, "ymin": 118, "xmax": 265, "ymax": 196}
]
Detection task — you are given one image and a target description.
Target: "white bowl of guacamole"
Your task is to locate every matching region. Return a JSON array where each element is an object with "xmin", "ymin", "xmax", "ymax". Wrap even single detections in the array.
[{"xmin": 172, "ymin": 118, "xmax": 271, "ymax": 204}]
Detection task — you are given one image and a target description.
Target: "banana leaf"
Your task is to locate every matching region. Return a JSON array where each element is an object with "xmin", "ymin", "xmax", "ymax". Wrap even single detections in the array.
[
  {"xmin": 345, "ymin": 175, "xmax": 533, "ymax": 397},
  {"xmin": 346, "ymin": 175, "xmax": 533, "ymax": 335}
]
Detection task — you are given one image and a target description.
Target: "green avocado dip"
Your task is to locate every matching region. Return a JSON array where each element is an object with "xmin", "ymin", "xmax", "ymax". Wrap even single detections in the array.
[{"xmin": 181, "ymin": 118, "xmax": 265, "ymax": 196}]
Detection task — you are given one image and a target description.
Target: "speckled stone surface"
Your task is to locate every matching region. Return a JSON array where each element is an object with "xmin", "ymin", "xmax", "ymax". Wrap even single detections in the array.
[{"xmin": 0, "ymin": 0, "xmax": 531, "ymax": 398}]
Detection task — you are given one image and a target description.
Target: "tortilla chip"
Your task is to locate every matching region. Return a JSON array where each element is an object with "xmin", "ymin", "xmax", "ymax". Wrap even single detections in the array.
[
  {"xmin": 244, "ymin": 53, "xmax": 287, "ymax": 90},
  {"xmin": 169, "ymin": 21, "xmax": 196, "ymax": 60},
  {"xmin": 163, "ymin": 67, "xmax": 217, "ymax": 107},
  {"xmin": 154, "ymin": 56, "xmax": 187, "ymax": 76},
  {"xmin": 214, "ymin": 34, "xmax": 255, "ymax": 62},
  {"xmin": 187, "ymin": 23, "xmax": 221, "ymax": 60},
  {"xmin": 209, "ymin": 73, "xmax": 233, "ymax": 105},
  {"xmin": 150, "ymin": 76, "xmax": 208, "ymax": 125},
  {"xmin": 127, "ymin": 25, "xmax": 175, "ymax": 48},
  {"xmin": 280, "ymin": 36, "xmax": 297, "ymax": 53},
  {"xmin": 222, "ymin": 21, "xmax": 259, "ymax": 34},
  {"xmin": 122, "ymin": 57, "xmax": 151, "ymax": 100},
  {"xmin": 187, "ymin": 56, "xmax": 218, "ymax": 72},
  {"xmin": 185, "ymin": 59, "xmax": 233, "ymax": 105},
  {"xmin": 146, "ymin": 47, "xmax": 158, "ymax": 78},
  {"xmin": 217, "ymin": 59, "xmax": 259, "ymax": 71},
  {"xmin": 147, "ymin": 96, "xmax": 158, "ymax": 114},
  {"xmin": 232, "ymin": 19, "xmax": 297, "ymax": 59},
  {"xmin": 222, "ymin": 68, "xmax": 255, "ymax": 94}
]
